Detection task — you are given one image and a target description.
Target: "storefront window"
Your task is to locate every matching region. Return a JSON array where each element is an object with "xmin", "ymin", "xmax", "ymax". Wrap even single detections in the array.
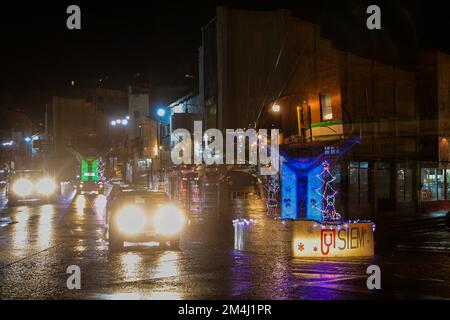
[
  {"xmin": 349, "ymin": 162, "xmax": 369, "ymax": 205},
  {"xmin": 421, "ymin": 168, "xmax": 437, "ymax": 201},
  {"xmin": 437, "ymin": 169, "xmax": 445, "ymax": 200},
  {"xmin": 447, "ymin": 170, "xmax": 450, "ymax": 200},
  {"xmin": 421, "ymin": 168, "xmax": 450, "ymax": 201},
  {"xmin": 376, "ymin": 163, "xmax": 390, "ymax": 199}
]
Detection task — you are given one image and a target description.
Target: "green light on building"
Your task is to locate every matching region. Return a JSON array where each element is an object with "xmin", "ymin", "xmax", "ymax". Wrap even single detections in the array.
[{"xmin": 81, "ymin": 158, "xmax": 99, "ymax": 182}]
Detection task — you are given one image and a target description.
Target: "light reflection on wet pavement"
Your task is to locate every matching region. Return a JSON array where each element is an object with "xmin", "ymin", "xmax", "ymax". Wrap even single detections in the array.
[{"xmin": 0, "ymin": 185, "xmax": 450, "ymax": 299}]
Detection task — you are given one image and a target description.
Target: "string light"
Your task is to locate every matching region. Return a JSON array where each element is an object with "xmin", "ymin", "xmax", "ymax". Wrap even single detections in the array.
[
  {"xmin": 312, "ymin": 160, "xmax": 342, "ymax": 222},
  {"xmin": 264, "ymin": 174, "xmax": 279, "ymax": 209}
]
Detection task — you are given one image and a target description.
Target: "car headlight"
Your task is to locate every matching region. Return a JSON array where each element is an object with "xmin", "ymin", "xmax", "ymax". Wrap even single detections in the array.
[
  {"xmin": 12, "ymin": 178, "xmax": 33, "ymax": 196},
  {"xmin": 116, "ymin": 205, "xmax": 146, "ymax": 235},
  {"xmin": 154, "ymin": 204, "xmax": 185, "ymax": 236},
  {"xmin": 36, "ymin": 177, "xmax": 56, "ymax": 195}
]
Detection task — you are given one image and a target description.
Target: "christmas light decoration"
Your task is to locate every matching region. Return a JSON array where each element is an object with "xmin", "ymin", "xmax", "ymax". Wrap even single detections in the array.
[
  {"xmin": 264, "ymin": 174, "xmax": 279, "ymax": 209},
  {"xmin": 98, "ymin": 157, "xmax": 106, "ymax": 182},
  {"xmin": 312, "ymin": 160, "xmax": 341, "ymax": 221}
]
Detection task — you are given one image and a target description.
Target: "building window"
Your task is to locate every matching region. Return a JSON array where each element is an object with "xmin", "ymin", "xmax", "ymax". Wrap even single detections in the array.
[
  {"xmin": 376, "ymin": 163, "xmax": 390, "ymax": 199},
  {"xmin": 319, "ymin": 93, "xmax": 333, "ymax": 121},
  {"xmin": 446, "ymin": 170, "xmax": 450, "ymax": 200},
  {"xmin": 420, "ymin": 168, "xmax": 450, "ymax": 201},
  {"xmin": 324, "ymin": 146, "xmax": 340, "ymax": 156},
  {"xmin": 421, "ymin": 168, "xmax": 438, "ymax": 201},
  {"xmin": 349, "ymin": 162, "xmax": 369, "ymax": 205},
  {"xmin": 397, "ymin": 165, "xmax": 412, "ymax": 202}
]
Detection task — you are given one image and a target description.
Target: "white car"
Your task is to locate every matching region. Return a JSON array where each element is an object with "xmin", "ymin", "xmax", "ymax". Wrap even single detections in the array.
[
  {"xmin": 107, "ymin": 189, "xmax": 186, "ymax": 251},
  {"xmin": 7, "ymin": 170, "xmax": 58, "ymax": 205}
]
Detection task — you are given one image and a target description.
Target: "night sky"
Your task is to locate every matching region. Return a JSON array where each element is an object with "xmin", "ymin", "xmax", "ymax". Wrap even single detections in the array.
[{"xmin": 1, "ymin": 0, "xmax": 449, "ymax": 122}]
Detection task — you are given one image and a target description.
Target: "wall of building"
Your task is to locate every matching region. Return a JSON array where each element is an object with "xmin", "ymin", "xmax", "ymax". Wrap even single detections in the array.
[
  {"xmin": 216, "ymin": 8, "xmax": 320, "ymax": 131},
  {"xmin": 202, "ymin": 7, "xmax": 450, "ymax": 219}
]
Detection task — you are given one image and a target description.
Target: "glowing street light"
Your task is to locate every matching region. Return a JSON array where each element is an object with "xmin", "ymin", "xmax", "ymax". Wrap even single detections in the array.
[
  {"xmin": 110, "ymin": 120, "xmax": 117, "ymax": 126},
  {"xmin": 121, "ymin": 119, "xmax": 128, "ymax": 126},
  {"xmin": 2, "ymin": 141, "xmax": 14, "ymax": 147},
  {"xmin": 272, "ymin": 103, "xmax": 281, "ymax": 113},
  {"xmin": 157, "ymin": 108, "xmax": 166, "ymax": 117}
]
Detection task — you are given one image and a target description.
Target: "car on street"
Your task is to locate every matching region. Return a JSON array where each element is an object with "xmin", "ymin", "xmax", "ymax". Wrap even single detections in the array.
[
  {"xmin": 106, "ymin": 189, "xmax": 186, "ymax": 251},
  {"xmin": 6, "ymin": 170, "xmax": 59, "ymax": 205},
  {"xmin": 78, "ymin": 180, "xmax": 104, "ymax": 195}
]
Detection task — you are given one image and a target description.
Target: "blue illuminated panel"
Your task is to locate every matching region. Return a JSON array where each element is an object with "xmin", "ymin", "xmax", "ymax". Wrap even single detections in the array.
[{"xmin": 281, "ymin": 162, "xmax": 298, "ymax": 220}]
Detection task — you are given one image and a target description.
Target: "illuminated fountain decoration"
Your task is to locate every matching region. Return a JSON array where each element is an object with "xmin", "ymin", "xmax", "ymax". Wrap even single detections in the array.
[
  {"xmin": 312, "ymin": 161, "xmax": 341, "ymax": 222},
  {"xmin": 264, "ymin": 174, "xmax": 279, "ymax": 210}
]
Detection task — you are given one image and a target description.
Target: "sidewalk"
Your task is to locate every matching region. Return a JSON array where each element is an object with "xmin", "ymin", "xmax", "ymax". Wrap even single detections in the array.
[{"xmin": 375, "ymin": 210, "xmax": 450, "ymax": 252}]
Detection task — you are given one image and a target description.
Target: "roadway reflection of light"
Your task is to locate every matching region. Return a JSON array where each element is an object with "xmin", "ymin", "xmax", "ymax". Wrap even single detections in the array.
[
  {"xmin": 115, "ymin": 251, "xmax": 182, "ymax": 299},
  {"xmin": 104, "ymin": 292, "xmax": 143, "ymax": 300},
  {"xmin": 37, "ymin": 204, "xmax": 54, "ymax": 249},
  {"xmin": 74, "ymin": 239, "xmax": 86, "ymax": 252},
  {"xmin": 95, "ymin": 195, "xmax": 107, "ymax": 210},
  {"xmin": 94, "ymin": 195, "xmax": 107, "ymax": 221},
  {"xmin": 153, "ymin": 251, "xmax": 180, "ymax": 279},
  {"xmin": 15, "ymin": 208, "xmax": 30, "ymax": 223},
  {"xmin": 120, "ymin": 252, "xmax": 142, "ymax": 281},
  {"xmin": 75, "ymin": 195, "xmax": 86, "ymax": 216},
  {"xmin": 147, "ymin": 251, "xmax": 182, "ymax": 299},
  {"xmin": 147, "ymin": 291, "xmax": 181, "ymax": 300},
  {"xmin": 101, "ymin": 291, "xmax": 181, "ymax": 300},
  {"xmin": 12, "ymin": 208, "xmax": 30, "ymax": 255}
]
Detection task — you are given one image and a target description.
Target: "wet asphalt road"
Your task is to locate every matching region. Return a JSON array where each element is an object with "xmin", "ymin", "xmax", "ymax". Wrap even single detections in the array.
[{"xmin": 0, "ymin": 186, "xmax": 450, "ymax": 300}]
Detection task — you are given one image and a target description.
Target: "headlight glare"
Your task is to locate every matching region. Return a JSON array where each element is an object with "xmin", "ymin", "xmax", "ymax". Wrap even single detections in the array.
[
  {"xmin": 37, "ymin": 177, "xmax": 56, "ymax": 195},
  {"xmin": 116, "ymin": 205, "xmax": 146, "ymax": 235},
  {"xmin": 154, "ymin": 205, "xmax": 185, "ymax": 236},
  {"xmin": 12, "ymin": 178, "xmax": 33, "ymax": 196}
]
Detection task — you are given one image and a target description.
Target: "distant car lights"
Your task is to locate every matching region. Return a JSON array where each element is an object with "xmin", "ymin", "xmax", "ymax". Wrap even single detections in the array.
[{"xmin": 11, "ymin": 177, "xmax": 57, "ymax": 197}]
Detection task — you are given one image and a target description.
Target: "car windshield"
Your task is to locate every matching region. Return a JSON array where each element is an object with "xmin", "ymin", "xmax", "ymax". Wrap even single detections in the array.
[
  {"xmin": 13, "ymin": 171, "xmax": 43, "ymax": 179},
  {"xmin": 116, "ymin": 192, "xmax": 169, "ymax": 206}
]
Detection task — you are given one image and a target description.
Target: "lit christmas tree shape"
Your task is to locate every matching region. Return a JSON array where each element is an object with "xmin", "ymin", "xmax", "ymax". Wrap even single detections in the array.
[
  {"xmin": 265, "ymin": 174, "xmax": 279, "ymax": 209},
  {"xmin": 312, "ymin": 161, "xmax": 342, "ymax": 222}
]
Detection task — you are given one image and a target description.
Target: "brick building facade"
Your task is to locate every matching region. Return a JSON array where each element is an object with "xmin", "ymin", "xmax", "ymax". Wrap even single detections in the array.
[{"xmin": 200, "ymin": 7, "xmax": 450, "ymax": 219}]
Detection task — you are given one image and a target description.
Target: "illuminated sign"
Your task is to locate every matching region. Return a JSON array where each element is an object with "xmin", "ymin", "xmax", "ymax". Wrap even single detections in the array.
[
  {"xmin": 81, "ymin": 158, "xmax": 99, "ymax": 182},
  {"xmin": 292, "ymin": 220, "xmax": 374, "ymax": 258}
]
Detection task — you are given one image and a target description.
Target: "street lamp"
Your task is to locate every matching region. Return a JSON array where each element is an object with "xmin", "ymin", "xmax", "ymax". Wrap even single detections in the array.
[
  {"xmin": 272, "ymin": 103, "xmax": 281, "ymax": 113},
  {"xmin": 157, "ymin": 108, "xmax": 166, "ymax": 117},
  {"xmin": 110, "ymin": 118, "xmax": 129, "ymax": 127},
  {"xmin": 1, "ymin": 141, "xmax": 14, "ymax": 147}
]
